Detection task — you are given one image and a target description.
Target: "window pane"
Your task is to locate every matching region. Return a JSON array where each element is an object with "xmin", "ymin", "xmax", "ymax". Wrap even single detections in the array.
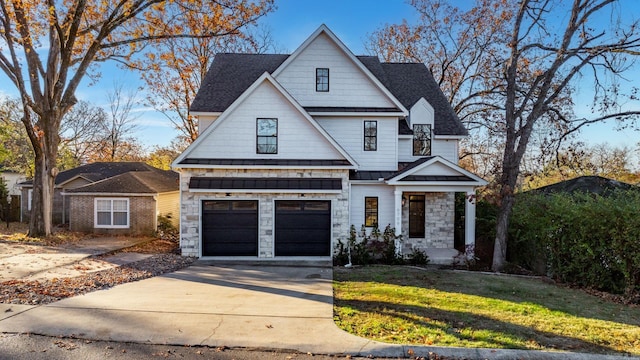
[
  {"xmin": 365, "ymin": 197, "xmax": 378, "ymax": 227},
  {"xmin": 112, "ymin": 200, "xmax": 128, "ymax": 211},
  {"xmin": 113, "ymin": 211, "xmax": 128, "ymax": 226},
  {"xmin": 413, "ymin": 124, "xmax": 431, "ymax": 156},
  {"xmin": 96, "ymin": 199, "xmax": 111, "ymax": 211},
  {"xmin": 364, "ymin": 121, "xmax": 377, "ymax": 151},
  {"xmin": 97, "ymin": 211, "xmax": 111, "ymax": 225},
  {"xmin": 233, "ymin": 201, "xmax": 257, "ymax": 210},
  {"xmin": 257, "ymin": 137, "xmax": 277, "ymax": 154},
  {"xmin": 257, "ymin": 118, "xmax": 277, "ymax": 136},
  {"xmin": 276, "ymin": 201, "xmax": 301, "ymax": 211},
  {"xmin": 316, "ymin": 68, "xmax": 329, "ymax": 92},
  {"xmin": 304, "ymin": 201, "xmax": 329, "ymax": 211}
]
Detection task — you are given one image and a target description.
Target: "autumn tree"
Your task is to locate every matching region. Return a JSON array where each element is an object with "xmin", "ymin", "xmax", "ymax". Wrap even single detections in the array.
[
  {"xmin": 0, "ymin": 98, "xmax": 33, "ymax": 175},
  {"xmin": 371, "ymin": 0, "xmax": 640, "ymax": 271},
  {"xmin": 139, "ymin": 24, "xmax": 278, "ymax": 143},
  {"xmin": 0, "ymin": 0, "xmax": 274, "ymax": 236}
]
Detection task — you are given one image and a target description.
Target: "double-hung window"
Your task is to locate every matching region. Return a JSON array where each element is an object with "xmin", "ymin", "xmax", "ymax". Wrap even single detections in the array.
[
  {"xmin": 364, "ymin": 120, "xmax": 377, "ymax": 151},
  {"xmin": 364, "ymin": 197, "xmax": 378, "ymax": 227},
  {"xmin": 95, "ymin": 198, "xmax": 129, "ymax": 228},
  {"xmin": 316, "ymin": 68, "xmax": 329, "ymax": 92},
  {"xmin": 256, "ymin": 118, "xmax": 277, "ymax": 154},
  {"xmin": 413, "ymin": 124, "xmax": 432, "ymax": 156}
]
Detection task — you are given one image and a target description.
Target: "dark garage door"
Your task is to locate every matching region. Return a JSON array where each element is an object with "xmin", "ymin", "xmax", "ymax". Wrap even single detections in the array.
[
  {"xmin": 275, "ymin": 200, "xmax": 331, "ymax": 256},
  {"xmin": 202, "ymin": 200, "xmax": 258, "ymax": 256}
]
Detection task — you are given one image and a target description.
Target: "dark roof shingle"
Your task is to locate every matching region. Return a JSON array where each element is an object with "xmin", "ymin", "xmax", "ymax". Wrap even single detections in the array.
[{"xmin": 190, "ymin": 53, "xmax": 467, "ymax": 136}]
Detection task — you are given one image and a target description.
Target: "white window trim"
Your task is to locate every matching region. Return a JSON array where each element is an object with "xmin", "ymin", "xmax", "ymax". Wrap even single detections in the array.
[
  {"xmin": 27, "ymin": 189, "xmax": 32, "ymax": 211},
  {"xmin": 94, "ymin": 197, "xmax": 130, "ymax": 229}
]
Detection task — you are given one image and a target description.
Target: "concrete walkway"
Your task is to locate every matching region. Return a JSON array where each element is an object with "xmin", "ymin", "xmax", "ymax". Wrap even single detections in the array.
[{"xmin": 0, "ymin": 262, "xmax": 635, "ymax": 359}]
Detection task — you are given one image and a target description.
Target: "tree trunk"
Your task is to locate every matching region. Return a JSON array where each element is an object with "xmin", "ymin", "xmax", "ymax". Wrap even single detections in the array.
[
  {"xmin": 27, "ymin": 112, "xmax": 61, "ymax": 238},
  {"xmin": 492, "ymin": 187, "xmax": 515, "ymax": 272}
]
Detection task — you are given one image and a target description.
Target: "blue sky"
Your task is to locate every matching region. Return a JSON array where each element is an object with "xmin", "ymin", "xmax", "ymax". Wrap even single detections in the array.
[{"xmin": 0, "ymin": 0, "xmax": 638, "ymax": 161}]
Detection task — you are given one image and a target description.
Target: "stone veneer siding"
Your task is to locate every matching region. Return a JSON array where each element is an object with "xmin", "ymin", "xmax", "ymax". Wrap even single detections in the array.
[
  {"xmin": 401, "ymin": 192, "xmax": 455, "ymax": 253},
  {"xmin": 68, "ymin": 195, "xmax": 156, "ymax": 235},
  {"xmin": 179, "ymin": 168, "xmax": 350, "ymax": 258}
]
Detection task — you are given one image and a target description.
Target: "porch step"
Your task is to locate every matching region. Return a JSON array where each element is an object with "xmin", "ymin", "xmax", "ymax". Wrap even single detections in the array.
[{"xmin": 424, "ymin": 248, "xmax": 459, "ymax": 265}]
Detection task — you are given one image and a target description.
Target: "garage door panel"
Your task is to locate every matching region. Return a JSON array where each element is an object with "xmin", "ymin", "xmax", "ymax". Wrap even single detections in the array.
[
  {"xmin": 202, "ymin": 200, "xmax": 258, "ymax": 257},
  {"xmin": 275, "ymin": 200, "xmax": 331, "ymax": 257}
]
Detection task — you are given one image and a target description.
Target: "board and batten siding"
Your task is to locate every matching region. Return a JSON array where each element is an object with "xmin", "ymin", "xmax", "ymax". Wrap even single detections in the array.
[
  {"xmin": 188, "ymin": 81, "xmax": 345, "ymax": 161},
  {"xmin": 275, "ymin": 33, "xmax": 395, "ymax": 109},
  {"xmin": 317, "ymin": 117, "xmax": 398, "ymax": 170},
  {"xmin": 398, "ymin": 138, "xmax": 459, "ymax": 164},
  {"xmin": 349, "ymin": 184, "xmax": 395, "ymax": 230},
  {"xmin": 157, "ymin": 191, "xmax": 180, "ymax": 227}
]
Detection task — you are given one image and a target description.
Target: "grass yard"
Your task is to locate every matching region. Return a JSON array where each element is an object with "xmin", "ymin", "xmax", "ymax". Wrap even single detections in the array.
[{"xmin": 333, "ymin": 266, "xmax": 640, "ymax": 355}]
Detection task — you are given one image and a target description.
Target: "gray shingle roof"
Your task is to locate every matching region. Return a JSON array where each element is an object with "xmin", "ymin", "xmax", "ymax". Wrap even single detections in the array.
[
  {"xmin": 66, "ymin": 170, "xmax": 178, "ymax": 194},
  {"xmin": 528, "ymin": 176, "xmax": 638, "ymax": 196},
  {"xmin": 190, "ymin": 54, "xmax": 467, "ymax": 136},
  {"xmin": 190, "ymin": 53, "xmax": 289, "ymax": 113}
]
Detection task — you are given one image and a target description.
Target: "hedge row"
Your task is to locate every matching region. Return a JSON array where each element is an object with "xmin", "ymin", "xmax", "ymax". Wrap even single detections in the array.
[{"xmin": 508, "ymin": 190, "xmax": 640, "ymax": 298}]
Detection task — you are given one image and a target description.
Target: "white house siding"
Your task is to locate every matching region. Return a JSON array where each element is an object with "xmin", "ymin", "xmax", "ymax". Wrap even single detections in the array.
[
  {"xmin": 349, "ymin": 184, "xmax": 395, "ymax": 230},
  {"xmin": 179, "ymin": 168, "xmax": 350, "ymax": 258},
  {"xmin": 157, "ymin": 191, "xmax": 180, "ymax": 227},
  {"xmin": 197, "ymin": 115, "xmax": 218, "ymax": 134},
  {"xmin": 317, "ymin": 117, "xmax": 398, "ymax": 170},
  {"xmin": 398, "ymin": 138, "xmax": 458, "ymax": 164},
  {"xmin": 275, "ymin": 33, "xmax": 396, "ymax": 108},
  {"xmin": 401, "ymin": 192, "xmax": 455, "ymax": 253},
  {"xmin": 189, "ymin": 81, "xmax": 345, "ymax": 161}
]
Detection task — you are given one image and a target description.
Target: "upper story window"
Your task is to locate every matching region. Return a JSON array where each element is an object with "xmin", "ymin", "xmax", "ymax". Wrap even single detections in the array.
[
  {"xmin": 316, "ymin": 68, "xmax": 329, "ymax": 92},
  {"xmin": 364, "ymin": 120, "xmax": 377, "ymax": 151},
  {"xmin": 257, "ymin": 118, "xmax": 278, "ymax": 154},
  {"xmin": 413, "ymin": 124, "xmax": 432, "ymax": 156},
  {"xmin": 365, "ymin": 197, "xmax": 378, "ymax": 227},
  {"xmin": 95, "ymin": 198, "xmax": 129, "ymax": 228}
]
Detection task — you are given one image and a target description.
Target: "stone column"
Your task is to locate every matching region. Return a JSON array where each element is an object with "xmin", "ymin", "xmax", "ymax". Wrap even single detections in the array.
[{"xmin": 464, "ymin": 190, "xmax": 477, "ymax": 259}]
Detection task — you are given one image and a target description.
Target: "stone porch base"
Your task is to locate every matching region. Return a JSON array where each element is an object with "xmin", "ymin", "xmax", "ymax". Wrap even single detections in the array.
[{"xmin": 424, "ymin": 248, "xmax": 460, "ymax": 265}]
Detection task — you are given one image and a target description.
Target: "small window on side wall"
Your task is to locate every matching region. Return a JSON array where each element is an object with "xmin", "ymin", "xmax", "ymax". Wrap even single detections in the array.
[
  {"xmin": 413, "ymin": 124, "xmax": 432, "ymax": 156},
  {"xmin": 364, "ymin": 120, "xmax": 377, "ymax": 151},
  {"xmin": 257, "ymin": 118, "xmax": 277, "ymax": 154},
  {"xmin": 95, "ymin": 198, "xmax": 129, "ymax": 229},
  {"xmin": 316, "ymin": 68, "xmax": 329, "ymax": 92},
  {"xmin": 364, "ymin": 197, "xmax": 378, "ymax": 227}
]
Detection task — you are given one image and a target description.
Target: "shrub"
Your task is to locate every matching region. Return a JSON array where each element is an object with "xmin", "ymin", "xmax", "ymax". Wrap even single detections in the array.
[
  {"xmin": 509, "ymin": 189, "xmax": 640, "ymax": 299},
  {"xmin": 406, "ymin": 247, "xmax": 430, "ymax": 266},
  {"xmin": 334, "ymin": 224, "xmax": 403, "ymax": 265}
]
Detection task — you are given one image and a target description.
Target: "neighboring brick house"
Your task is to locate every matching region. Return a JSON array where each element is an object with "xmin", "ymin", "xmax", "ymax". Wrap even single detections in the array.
[
  {"xmin": 173, "ymin": 25, "xmax": 487, "ymax": 263},
  {"xmin": 20, "ymin": 162, "xmax": 179, "ymax": 235}
]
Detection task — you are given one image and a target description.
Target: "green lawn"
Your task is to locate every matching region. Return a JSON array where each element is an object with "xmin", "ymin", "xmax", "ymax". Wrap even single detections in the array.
[{"xmin": 333, "ymin": 266, "xmax": 640, "ymax": 355}]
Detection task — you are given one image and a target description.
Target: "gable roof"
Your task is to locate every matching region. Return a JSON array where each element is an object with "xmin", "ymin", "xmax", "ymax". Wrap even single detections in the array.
[
  {"xmin": 189, "ymin": 26, "xmax": 466, "ymax": 136},
  {"xmin": 66, "ymin": 170, "xmax": 179, "ymax": 194},
  {"xmin": 175, "ymin": 72, "xmax": 358, "ymax": 168}
]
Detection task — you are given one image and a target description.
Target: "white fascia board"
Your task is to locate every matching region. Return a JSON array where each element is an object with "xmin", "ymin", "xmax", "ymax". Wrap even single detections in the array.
[
  {"xmin": 190, "ymin": 111, "xmax": 222, "ymax": 117},
  {"xmin": 271, "ymin": 24, "xmax": 408, "ymax": 116},
  {"xmin": 308, "ymin": 111, "xmax": 406, "ymax": 117},
  {"xmin": 172, "ymin": 164, "xmax": 355, "ymax": 170},
  {"xmin": 189, "ymin": 189, "xmax": 342, "ymax": 194},
  {"xmin": 434, "ymin": 135, "xmax": 467, "ymax": 140},
  {"xmin": 392, "ymin": 185, "xmax": 478, "ymax": 193},
  {"xmin": 386, "ymin": 180, "xmax": 485, "ymax": 187}
]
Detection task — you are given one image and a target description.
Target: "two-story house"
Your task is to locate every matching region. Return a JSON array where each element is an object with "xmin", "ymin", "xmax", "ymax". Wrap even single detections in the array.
[{"xmin": 172, "ymin": 25, "xmax": 486, "ymax": 263}]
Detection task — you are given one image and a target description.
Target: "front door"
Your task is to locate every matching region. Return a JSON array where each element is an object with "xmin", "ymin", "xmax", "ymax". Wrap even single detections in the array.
[{"xmin": 409, "ymin": 195, "xmax": 425, "ymax": 238}]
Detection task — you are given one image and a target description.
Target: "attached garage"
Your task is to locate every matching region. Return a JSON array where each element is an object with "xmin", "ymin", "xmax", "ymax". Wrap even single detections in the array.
[
  {"xmin": 275, "ymin": 200, "xmax": 331, "ymax": 256},
  {"xmin": 202, "ymin": 200, "xmax": 258, "ymax": 256}
]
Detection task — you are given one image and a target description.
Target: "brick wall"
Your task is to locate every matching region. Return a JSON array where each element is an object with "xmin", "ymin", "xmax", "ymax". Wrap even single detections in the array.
[
  {"xmin": 179, "ymin": 168, "xmax": 350, "ymax": 258},
  {"xmin": 69, "ymin": 195, "xmax": 156, "ymax": 235}
]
